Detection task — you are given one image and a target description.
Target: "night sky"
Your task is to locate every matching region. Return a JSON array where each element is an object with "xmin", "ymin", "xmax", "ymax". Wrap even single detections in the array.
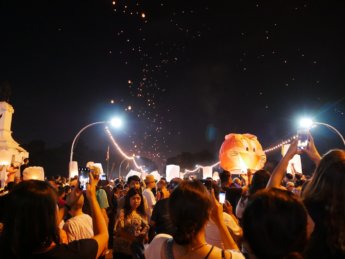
[{"xmin": 1, "ymin": 0, "xmax": 345, "ymax": 170}]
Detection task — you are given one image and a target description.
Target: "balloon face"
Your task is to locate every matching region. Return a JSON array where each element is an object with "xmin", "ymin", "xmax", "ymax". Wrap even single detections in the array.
[{"xmin": 219, "ymin": 133, "xmax": 266, "ymax": 172}]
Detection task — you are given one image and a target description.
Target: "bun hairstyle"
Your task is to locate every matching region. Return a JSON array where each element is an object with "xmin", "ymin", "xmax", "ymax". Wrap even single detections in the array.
[
  {"xmin": 242, "ymin": 188, "xmax": 308, "ymax": 259},
  {"xmin": 168, "ymin": 180, "xmax": 212, "ymax": 245}
]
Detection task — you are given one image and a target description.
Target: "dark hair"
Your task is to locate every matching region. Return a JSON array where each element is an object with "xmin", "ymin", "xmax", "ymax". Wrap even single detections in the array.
[
  {"xmin": 302, "ymin": 149, "xmax": 345, "ymax": 253},
  {"xmin": 124, "ymin": 187, "xmax": 146, "ymax": 218},
  {"xmin": 242, "ymin": 188, "xmax": 307, "ymax": 259},
  {"xmin": 169, "ymin": 180, "xmax": 212, "ymax": 245},
  {"xmin": 248, "ymin": 169, "xmax": 271, "ymax": 196},
  {"xmin": 0, "ymin": 180, "xmax": 60, "ymax": 258},
  {"xmin": 285, "ymin": 173, "xmax": 294, "ymax": 180},
  {"xmin": 127, "ymin": 175, "xmax": 140, "ymax": 184},
  {"xmin": 168, "ymin": 177, "xmax": 182, "ymax": 190},
  {"xmin": 219, "ymin": 170, "xmax": 231, "ymax": 184}
]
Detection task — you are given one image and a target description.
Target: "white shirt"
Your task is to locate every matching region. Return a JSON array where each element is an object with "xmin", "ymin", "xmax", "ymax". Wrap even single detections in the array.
[
  {"xmin": 63, "ymin": 213, "xmax": 94, "ymax": 242},
  {"xmin": 142, "ymin": 188, "xmax": 156, "ymax": 218},
  {"xmin": 145, "ymin": 233, "xmax": 245, "ymax": 259},
  {"xmin": 205, "ymin": 212, "xmax": 242, "ymax": 248}
]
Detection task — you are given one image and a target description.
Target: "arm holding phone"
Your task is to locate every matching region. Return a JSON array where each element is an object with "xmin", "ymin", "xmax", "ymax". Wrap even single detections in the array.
[
  {"xmin": 267, "ymin": 139, "xmax": 300, "ymax": 189},
  {"xmin": 267, "ymin": 133, "xmax": 321, "ymax": 189},
  {"xmin": 86, "ymin": 172, "xmax": 109, "ymax": 258}
]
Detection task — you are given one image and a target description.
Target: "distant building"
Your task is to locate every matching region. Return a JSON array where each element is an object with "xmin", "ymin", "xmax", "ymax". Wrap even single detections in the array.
[{"xmin": 0, "ymin": 101, "xmax": 29, "ymax": 187}]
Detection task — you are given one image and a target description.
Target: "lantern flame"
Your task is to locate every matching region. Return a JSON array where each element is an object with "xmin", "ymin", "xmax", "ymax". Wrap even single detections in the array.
[{"xmin": 239, "ymin": 156, "xmax": 248, "ymax": 173}]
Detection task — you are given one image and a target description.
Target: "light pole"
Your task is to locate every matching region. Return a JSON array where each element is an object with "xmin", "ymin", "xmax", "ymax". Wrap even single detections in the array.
[
  {"xmin": 118, "ymin": 158, "xmax": 128, "ymax": 180},
  {"xmin": 299, "ymin": 118, "xmax": 345, "ymax": 146},
  {"xmin": 69, "ymin": 117, "xmax": 123, "ymax": 179},
  {"xmin": 70, "ymin": 121, "xmax": 106, "ymax": 163}
]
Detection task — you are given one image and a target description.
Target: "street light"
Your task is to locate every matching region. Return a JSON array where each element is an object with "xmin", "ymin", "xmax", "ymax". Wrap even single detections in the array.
[
  {"xmin": 69, "ymin": 117, "xmax": 123, "ymax": 179},
  {"xmin": 299, "ymin": 118, "xmax": 345, "ymax": 146},
  {"xmin": 118, "ymin": 158, "xmax": 129, "ymax": 179}
]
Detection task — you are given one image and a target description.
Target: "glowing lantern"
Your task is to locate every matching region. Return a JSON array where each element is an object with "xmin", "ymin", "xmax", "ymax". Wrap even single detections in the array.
[
  {"xmin": 166, "ymin": 164, "xmax": 180, "ymax": 182},
  {"xmin": 0, "ymin": 149, "xmax": 12, "ymax": 166},
  {"xmin": 23, "ymin": 166, "xmax": 45, "ymax": 181},
  {"xmin": 219, "ymin": 133, "xmax": 266, "ymax": 173},
  {"xmin": 202, "ymin": 166, "xmax": 213, "ymax": 179}
]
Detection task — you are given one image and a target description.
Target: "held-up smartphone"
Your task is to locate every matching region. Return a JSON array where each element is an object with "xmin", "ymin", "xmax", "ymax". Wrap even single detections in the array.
[
  {"xmin": 78, "ymin": 167, "xmax": 90, "ymax": 191},
  {"xmin": 297, "ymin": 128, "xmax": 309, "ymax": 150},
  {"xmin": 100, "ymin": 174, "xmax": 107, "ymax": 181},
  {"xmin": 219, "ymin": 192, "xmax": 226, "ymax": 204}
]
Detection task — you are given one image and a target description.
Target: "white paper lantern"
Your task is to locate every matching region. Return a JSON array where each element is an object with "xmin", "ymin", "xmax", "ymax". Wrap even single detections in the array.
[
  {"xmin": 166, "ymin": 165, "xmax": 180, "ymax": 182},
  {"xmin": 69, "ymin": 161, "xmax": 79, "ymax": 179},
  {"xmin": 282, "ymin": 144, "xmax": 303, "ymax": 174},
  {"xmin": 202, "ymin": 166, "xmax": 213, "ymax": 179}
]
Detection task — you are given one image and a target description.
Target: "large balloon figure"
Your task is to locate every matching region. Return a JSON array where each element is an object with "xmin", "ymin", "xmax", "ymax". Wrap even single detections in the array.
[{"xmin": 219, "ymin": 133, "xmax": 266, "ymax": 173}]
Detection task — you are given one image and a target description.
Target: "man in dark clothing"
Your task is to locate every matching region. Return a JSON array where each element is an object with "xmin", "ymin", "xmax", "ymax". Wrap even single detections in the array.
[
  {"xmin": 150, "ymin": 178, "xmax": 182, "ymax": 238},
  {"xmin": 219, "ymin": 170, "xmax": 243, "ymax": 209}
]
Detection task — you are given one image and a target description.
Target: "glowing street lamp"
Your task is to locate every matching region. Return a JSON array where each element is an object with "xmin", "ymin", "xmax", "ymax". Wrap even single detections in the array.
[
  {"xmin": 298, "ymin": 117, "xmax": 345, "ymax": 146},
  {"xmin": 69, "ymin": 117, "xmax": 123, "ymax": 178}
]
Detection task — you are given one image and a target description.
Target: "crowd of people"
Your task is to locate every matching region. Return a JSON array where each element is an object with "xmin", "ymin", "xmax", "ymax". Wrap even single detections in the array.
[{"xmin": 0, "ymin": 133, "xmax": 344, "ymax": 259}]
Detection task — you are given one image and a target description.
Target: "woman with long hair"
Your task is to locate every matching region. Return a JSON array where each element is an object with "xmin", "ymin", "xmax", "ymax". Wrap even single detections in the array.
[
  {"xmin": 302, "ymin": 148, "xmax": 345, "ymax": 258},
  {"xmin": 113, "ymin": 187, "xmax": 149, "ymax": 259},
  {"xmin": 267, "ymin": 134, "xmax": 345, "ymax": 258},
  {"xmin": 0, "ymin": 173, "xmax": 108, "ymax": 259},
  {"xmin": 145, "ymin": 180, "xmax": 244, "ymax": 259}
]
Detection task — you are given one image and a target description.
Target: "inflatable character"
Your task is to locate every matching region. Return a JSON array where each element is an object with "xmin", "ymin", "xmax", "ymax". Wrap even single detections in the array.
[{"xmin": 219, "ymin": 133, "xmax": 266, "ymax": 173}]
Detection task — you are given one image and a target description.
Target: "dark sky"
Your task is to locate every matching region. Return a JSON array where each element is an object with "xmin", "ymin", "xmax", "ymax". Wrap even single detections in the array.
[{"xmin": 1, "ymin": 0, "xmax": 345, "ymax": 168}]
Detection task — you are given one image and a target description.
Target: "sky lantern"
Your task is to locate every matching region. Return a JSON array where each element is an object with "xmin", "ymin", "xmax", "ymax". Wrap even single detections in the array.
[{"xmin": 219, "ymin": 133, "xmax": 266, "ymax": 173}]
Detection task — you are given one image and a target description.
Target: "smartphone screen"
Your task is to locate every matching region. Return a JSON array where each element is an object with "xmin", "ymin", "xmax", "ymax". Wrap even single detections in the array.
[
  {"xmin": 78, "ymin": 167, "xmax": 90, "ymax": 190},
  {"xmin": 297, "ymin": 128, "xmax": 309, "ymax": 150},
  {"xmin": 219, "ymin": 192, "xmax": 226, "ymax": 204}
]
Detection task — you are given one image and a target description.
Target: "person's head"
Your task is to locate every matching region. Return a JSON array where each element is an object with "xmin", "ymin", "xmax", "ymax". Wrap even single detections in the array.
[
  {"xmin": 57, "ymin": 185, "xmax": 65, "ymax": 198},
  {"xmin": 127, "ymin": 175, "xmax": 141, "ymax": 190},
  {"xmin": 248, "ymin": 169, "xmax": 270, "ymax": 196},
  {"xmin": 144, "ymin": 175, "xmax": 156, "ymax": 189},
  {"xmin": 157, "ymin": 179, "xmax": 167, "ymax": 190},
  {"xmin": 169, "ymin": 180, "xmax": 212, "ymax": 245},
  {"xmin": 124, "ymin": 187, "xmax": 145, "ymax": 217},
  {"xmin": 233, "ymin": 177, "xmax": 242, "ymax": 186},
  {"xmin": 242, "ymin": 188, "xmax": 308, "ymax": 259},
  {"xmin": 113, "ymin": 184, "xmax": 123, "ymax": 196},
  {"xmin": 302, "ymin": 149, "xmax": 345, "ymax": 253},
  {"xmin": 286, "ymin": 181, "xmax": 295, "ymax": 192},
  {"xmin": 1, "ymin": 180, "xmax": 60, "ymax": 257},
  {"xmin": 219, "ymin": 170, "xmax": 232, "ymax": 185},
  {"xmin": 67, "ymin": 192, "xmax": 84, "ymax": 212},
  {"xmin": 167, "ymin": 177, "xmax": 182, "ymax": 194}
]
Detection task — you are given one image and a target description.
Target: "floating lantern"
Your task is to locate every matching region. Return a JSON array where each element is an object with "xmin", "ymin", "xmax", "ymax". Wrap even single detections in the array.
[
  {"xmin": 23, "ymin": 166, "xmax": 45, "ymax": 181},
  {"xmin": 219, "ymin": 133, "xmax": 266, "ymax": 173}
]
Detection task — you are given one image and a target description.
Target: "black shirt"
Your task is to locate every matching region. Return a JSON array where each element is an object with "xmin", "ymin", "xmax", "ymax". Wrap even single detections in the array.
[{"xmin": 151, "ymin": 199, "xmax": 174, "ymax": 235}]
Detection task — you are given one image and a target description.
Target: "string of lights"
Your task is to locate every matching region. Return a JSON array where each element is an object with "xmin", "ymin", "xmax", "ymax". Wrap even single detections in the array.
[
  {"xmin": 106, "ymin": 124, "xmax": 298, "ymax": 176},
  {"xmin": 105, "ymin": 127, "xmax": 146, "ymax": 173},
  {"xmin": 263, "ymin": 135, "xmax": 298, "ymax": 153},
  {"xmin": 184, "ymin": 161, "xmax": 220, "ymax": 173}
]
